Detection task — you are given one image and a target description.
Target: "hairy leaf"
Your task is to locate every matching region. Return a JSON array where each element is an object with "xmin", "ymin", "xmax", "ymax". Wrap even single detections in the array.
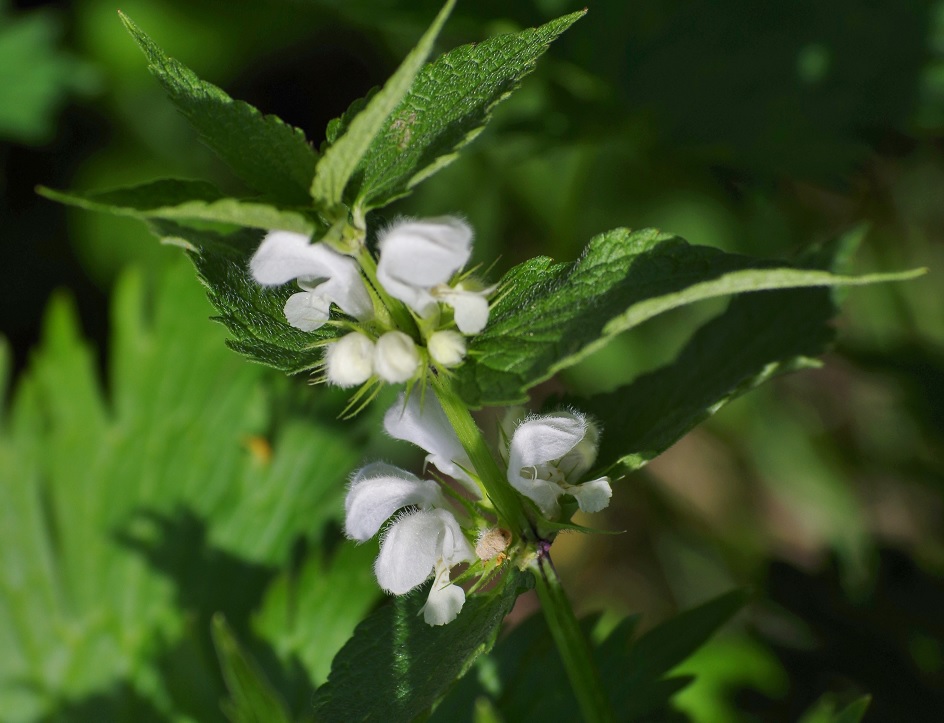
[
  {"xmin": 148, "ymin": 220, "xmax": 336, "ymax": 374},
  {"xmin": 311, "ymin": 0, "xmax": 455, "ymax": 208},
  {"xmin": 312, "ymin": 572, "xmax": 529, "ymax": 723},
  {"xmin": 455, "ymin": 228, "xmax": 924, "ymax": 407},
  {"xmin": 351, "ymin": 11, "xmax": 585, "ymax": 210},
  {"xmin": 433, "ymin": 590, "xmax": 748, "ymax": 722},
  {"xmin": 39, "ymin": 180, "xmax": 319, "ymax": 235},
  {"xmin": 119, "ymin": 12, "xmax": 318, "ymax": 204}
]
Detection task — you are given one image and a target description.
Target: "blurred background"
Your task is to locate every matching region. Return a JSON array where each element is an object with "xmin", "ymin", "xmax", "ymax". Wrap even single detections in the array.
[{"xmin": 2, "ymin": 0, "xmax": 943, "ymax": 720}]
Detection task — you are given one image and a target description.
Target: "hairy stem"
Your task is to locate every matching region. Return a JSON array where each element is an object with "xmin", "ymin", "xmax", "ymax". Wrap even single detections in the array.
[
  {"xmin": 534, "ymin": 549, "xmax": 614, "ymax": 723},
  {"xmin": 432, "ymin": 377, "xmax": 531, "ymax": 536}
]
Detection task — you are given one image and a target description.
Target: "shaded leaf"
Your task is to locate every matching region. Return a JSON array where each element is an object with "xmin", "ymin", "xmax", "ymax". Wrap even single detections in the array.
[
  {"xmin": 312, "ymin": 572, "xmax": 529, "ymax": 723},
  {"xmin": 119, "ymin": 12, "xmax": 317, "ymax": 204}
]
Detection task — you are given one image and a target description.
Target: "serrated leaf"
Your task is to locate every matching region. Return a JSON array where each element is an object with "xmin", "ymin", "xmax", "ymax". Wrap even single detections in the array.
[
  {"xmin": 212, "ymin": 616, "xmax": 295, "ymax": 723},
  {"xmin": 350, "ymin": 11, "xmax": 585, "ymax": 210},
  {"xmin": 312, "ymin": 571, "xmax": 529, "ymax": 723},
  {"xmin": 0, "ymin": 260, "xmax": 362, "ymax": 719},
  {"xmin": 573, "ymin": 231, "xmax": 872, "ymax": 474},
  {"xmin": 454, "ymin": 228, "xmax": 925, "ymax": 407},
  {"xmin": 311, "ymin": 0, "xmax": 455, "ymax": 208},
  {"xmin": 119, "ymin": 12, "xmax": 317, "ymax": 204},
  {"xmin": 39, "ymin": 180, "xmax": 320, "ymax": 235},
  {"xmin": 434, "ymin": 591, "xmax": 746, "ymax": 723},
  {"xmin": 147, "ymin": 220, "xmax": 335, "ymax": 374}
]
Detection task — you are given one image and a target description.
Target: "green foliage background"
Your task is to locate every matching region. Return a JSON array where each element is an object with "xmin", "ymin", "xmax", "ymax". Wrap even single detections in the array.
[{"xmin": 2, "ymin": 0, "xmax": 943, "ymax": 720}]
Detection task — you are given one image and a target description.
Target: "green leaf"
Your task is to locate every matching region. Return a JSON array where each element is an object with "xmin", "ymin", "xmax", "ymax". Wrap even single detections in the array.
[
  {"xmin": 350, "ymin": 11, "xmax": 585, "ymax": 210},
  {"xmin": 433, "ymin": 590, "xmax": 747, "ymax": 723},
  {"xmin": 212, "ymin": 615, "xmax": 295, "ymax": 723},
  {"xmin": 455, "ymin": 228, "xmax": 925, "ymax": 407},
  {"xmin": 0, "ymin": 7, "xmax": 99, "ymax": 144},
  {"xmin": 148, "ymin": 220, "xmax": 335, "ymax": 374},
  {"xmin": 799, "ymin": 694, "xmax": 872, "ymax": 723},
  {"xmin": 0, "ymin": 259, "xmax": 363, "ymax": 719},
  {"xmin": 312, "ymin": 571, "xmax": 529, "ymax": 723},
  {"xmin": 310, "ymin": 0, "xmax": 456, "ymax": 209},
  {"xmin": 38, "ymin": 180, "xmax": 320, "ymax": 235},
  {"xmin": 574, "ymin": 231, "xmax": 877, "ymax": 474},
  {"xmin": 119, "ymin": 12, "xmax": 317, "ymax": 204}
]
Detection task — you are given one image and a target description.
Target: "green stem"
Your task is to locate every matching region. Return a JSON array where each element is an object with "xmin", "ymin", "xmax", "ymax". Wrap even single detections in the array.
[
  {"xmin": 432, "ymin": 377, "xmax": 531, "ymax": 536},
  {"xmin": 534, "ymin": 551, "xmax": 614, "ymax": 723},
  {"xmin": 356, "ymin": 249, "xmax": 418, "ymax": 336}
]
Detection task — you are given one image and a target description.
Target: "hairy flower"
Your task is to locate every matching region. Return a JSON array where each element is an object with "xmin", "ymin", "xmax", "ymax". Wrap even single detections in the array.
[
  {"xmin": 376, "ymin": 217, "xmax": 490, "ymax": 334},
  {"xmin": 325, "ymin": 332, "xmax": 375, "ymax": 388},
  {"xmin": 505, "ymin": 410, "xmax": 612, "ymax": 517},
  {"xmin": 384, "ymin": 390, "xmax": 480, "ymax": 497},
  {"xmin": 344, "ymin": 462, "xmax": 474, "ymax": 625},
  {"xmin": 250, "ymin": 230, "xmax": 373, "ymax": 330}
]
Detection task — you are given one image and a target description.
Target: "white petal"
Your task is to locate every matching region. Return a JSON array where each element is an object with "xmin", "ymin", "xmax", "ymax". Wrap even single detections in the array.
[
  {"xmin": 427, "ymin": 330, "xmax": 467, "ymax": 367},
  {"xmin": 557, "ymin": 419, "xmax": 600, "ymax": 480},
  {"xmin": 384, "ymin": 391, "xmax": 480, "ymax": 497},
  {"xmin": 344, "ymin": 462, "xmax": 445, "ymax": 542},
  {"xmin": 436, "ymin": 285, "xmax": 490, "ymax": 334},
  {"xmin": 422, "ymin": 564, "xmax": 465, "ymax": 626},
  {"xmin": 283, "ymin": 291, "xmax": 330, "ymax": 331},
  {"xmin": 374, "ymin": 508, "xmax": 467, "ymax": 595},
  {"xmin": 325, "ymin": 332, "xmax": 375, "ymax": 388},
  {"xmin": 568, "ymin": 476, "xmax": 612, "ymax": 513},
  {"xmin": 250, "ymin": 231, "xmax": 332, "ymax": 286},
  {"xmin": 508, "ymin": 412, "xmax": 588, "ymax": 472},
  {"xmin": 306, "ymin": 265, "xmax": 374, "ymax": 322},
  {"xmin": 374, "ymin": 331, "xmax": 421, "ymax": 384},
  {"xmin": 511, "ymin": 478, "xmax": 564, "ymax": 518},
  {"xmin": 376, "ymin": 217, "xmax": 473, "ymax": 313}
]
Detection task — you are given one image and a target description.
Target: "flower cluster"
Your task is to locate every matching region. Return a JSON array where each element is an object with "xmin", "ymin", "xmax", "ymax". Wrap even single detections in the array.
[
  {"xmin": 253, "ymin": 211, "xmax": 616, "ymax": 627},
  {"xmin": 343, "ymin": 390, "xmax": 612, "ymax": 625},
  {"xmin": 249, "ymin": 216, "xmax": 489, "ymax": 391}
]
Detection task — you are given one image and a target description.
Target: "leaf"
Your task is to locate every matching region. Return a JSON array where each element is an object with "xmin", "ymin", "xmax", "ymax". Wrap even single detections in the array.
[
  {"xmin": 0, "ymin": 259, "xmax": 363, "ymax": 719},
  {"xmin": 433, "ymin": 590, "xmax": 747, "ymax": 723},
  {"xmin": 312, "ymin": 571, "xmax": 529, "ymax": 723},
  {"xmin": 454, "ymin": 228, "xmax": 925, "ymax": 407},
  {"xmin": 147, "ymin": 220, "xmax": 336, "ymax": 374},
  {"xmin": 119, "ymin": 12, "xmax": 318, "ymax": 205},
  {"xmin": 799, "ymin": 694, "xmax": 872, "ymax": 723},
  {"xmin": 212, "ymin": 615, "xmax": 295, "ymax": 723},
  {"xmin": 575, "ymin": 231, "xmax": 879, "ymax": 474},
  {"xmin": 310, "ymin": 0, "xmax": 456, "ymax": 209},
  {"xmin": 350, "ymin": 11, "xmax": 585, "ymax": 210},
  {"xmin": 0, "ymin": 6, "xmax": 99, "ymax": 144},
  {"xmin": 38, "ymin": 180, "xmax": 320, "ymax": 235}
]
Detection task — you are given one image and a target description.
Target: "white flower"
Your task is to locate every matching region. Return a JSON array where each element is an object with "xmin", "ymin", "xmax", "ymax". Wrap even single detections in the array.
[
  {"xmin": 505, "ymin": 411, "xmax": 612, "ymax": 518},
  {"xmin": 384, "ymin": 390, "xmax": 480, "ymax": 498},
  {"xmin": 427, "ymin": 330, "xmax": 467, "ymax": 367},
  {"xmin": 325, "ymin": 332, "xmax": 375, "ymax": 388},
  {"xmin": 376, "ymin": 217, "xmax": 490, "ymax": 334},
  {"xmin": 250, "ymin": 230, "xmax": 373, "ymax": 330},
  {"xmin": 343, "ymin": 462, "xmax": 475, "ymax": 626},
  {"xmin": 374, "ymin": 331, "xmax": 421, "ymax": 383}
]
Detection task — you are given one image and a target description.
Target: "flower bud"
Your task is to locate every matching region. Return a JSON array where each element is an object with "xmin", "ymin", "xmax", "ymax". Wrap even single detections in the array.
[
  {"xmin": 427, "ymin": 330, "xmax": 467, "ymax": 367},
  {"xmin": 374, "ymin": 331, "xmax": 420, "ymax": 383},
  {"xmin": 325, "ymin": 332, "xmax": 375, "ymax": 388}
]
